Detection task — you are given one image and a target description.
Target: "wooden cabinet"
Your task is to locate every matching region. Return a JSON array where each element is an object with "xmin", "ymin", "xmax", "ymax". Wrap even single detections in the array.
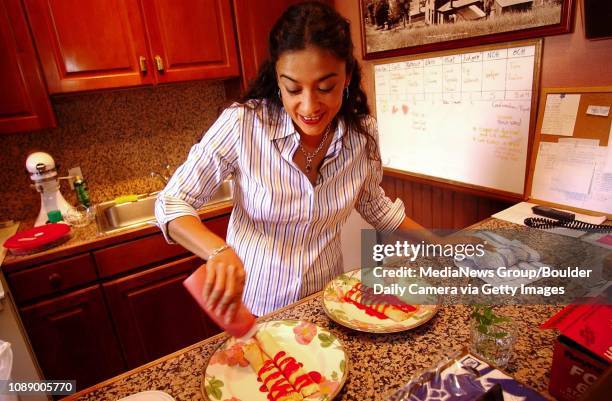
[
  {"xmin": 232, "ymin": 0, "xmax": 304, "ymax": 89},
  {"xmin": 104, "ymin": 256, "xmax": 221, "ymax": 368},
  {"xmin": 232, "ymin": 0, "xmax": 331, "ymax": 90},
  {"xmin": 19, "ymin": 285, "xmax": 125, "ymax": 391},
  {"xmin": 0, "ymin": 0, "xmax": 55, "ymax": 133},
  {"xmin": 141, "ymin": 0, "xmax": 239, "ymax": 83},
  {"xmin": 24, "ymin": 0, "xmax": 239, "ymax": 93},
  {"xmin": 9, "ymin": 213, "xmax": 230, "ymax": 390},
  {"xmin": 23, "ymin": 0, "xmax": 152, "ymax": 93},
  {"xmin": 100, "ymin": 215, "xmax": 228, "ymax": 367}
]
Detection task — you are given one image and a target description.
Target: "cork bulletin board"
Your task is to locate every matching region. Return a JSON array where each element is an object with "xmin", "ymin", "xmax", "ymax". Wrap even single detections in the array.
[{"xmin": 527, "ymin": 86, "xmax": 612, "ymax": 217}]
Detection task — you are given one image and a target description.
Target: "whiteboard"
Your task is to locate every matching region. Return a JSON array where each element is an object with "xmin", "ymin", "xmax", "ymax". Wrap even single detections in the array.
[{"xmin": 374, "ymin": 41, "xmax": 541, "ymax": 196}]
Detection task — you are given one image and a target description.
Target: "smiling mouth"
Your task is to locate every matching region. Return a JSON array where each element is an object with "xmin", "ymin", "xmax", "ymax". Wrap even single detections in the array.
[{"xmin": 299, "ymin": 113, "xmax": 324, "ymax": 125}]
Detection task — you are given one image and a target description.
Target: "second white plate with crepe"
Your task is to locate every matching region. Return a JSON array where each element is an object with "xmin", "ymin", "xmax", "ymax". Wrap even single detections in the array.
[{"xmin": 322, "ymin": 269, "xmax": 439, "ymax": 333}]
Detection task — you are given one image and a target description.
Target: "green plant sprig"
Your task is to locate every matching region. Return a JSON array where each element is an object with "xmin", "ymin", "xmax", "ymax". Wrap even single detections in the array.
[{"xmin": 471, "ymin": 305, "xmax": 510, "ymax": 339}]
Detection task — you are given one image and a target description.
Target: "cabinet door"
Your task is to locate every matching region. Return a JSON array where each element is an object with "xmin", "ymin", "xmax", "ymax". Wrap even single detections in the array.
[
  {"xmin": 232, "ymin": 0, "xmax": 305, "ymax": 90},
  {"xmin": 24, "ymin": 0, "xmax": 152, "ymax": 93},
  {"xmin": 141, "ymin": 0, "xmax": 239, "ymax": 83},
  {"xmin": 0, "ymin": 0, "xmax": 55, "ymax": 133},
  {"xmin": 103, "ymin": 256, "xmax": 221, "ymax": 368},
  {"xmin": 19, "ymin": 285, "xmax": 125, "ymax": 391}
]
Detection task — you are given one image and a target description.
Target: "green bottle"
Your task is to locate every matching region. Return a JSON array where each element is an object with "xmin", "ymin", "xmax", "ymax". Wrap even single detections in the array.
[{"xmin": 74, "ymin": 176, "xmax": 91, "ymax": 207}]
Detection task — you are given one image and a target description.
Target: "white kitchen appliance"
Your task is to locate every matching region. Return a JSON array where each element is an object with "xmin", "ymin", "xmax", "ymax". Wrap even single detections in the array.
[{"xmin": 26, "ymin": 152, "xmax": 74, "ymax": 227}]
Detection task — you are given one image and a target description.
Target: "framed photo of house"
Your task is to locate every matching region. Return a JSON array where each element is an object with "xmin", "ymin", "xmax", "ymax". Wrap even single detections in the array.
[{"xmin": 360, "ymin": 0, "xmax": 574, "ymax": 59}]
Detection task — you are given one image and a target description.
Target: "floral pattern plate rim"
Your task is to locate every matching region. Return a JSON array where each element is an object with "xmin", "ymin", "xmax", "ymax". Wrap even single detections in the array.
[
  {"xmin": 201, "ymin": 319, "xmax": 349, "ymax": 401},
  {"xmin": 322, "ymin": 269, "xmax": 439, "ymax": 334}
]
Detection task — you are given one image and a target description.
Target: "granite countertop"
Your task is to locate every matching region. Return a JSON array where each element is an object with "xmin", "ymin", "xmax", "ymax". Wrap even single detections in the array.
[
  {"xmin": 2, "ymin": 201, "xmax": 233, "ymax": 272},
  {"xmin": 61, "ymin": 295, "xmax": 560, "ymax": 401},
  {"xmin": 62, "ymin": 218, "xmax": 567, "ymax": 401}
]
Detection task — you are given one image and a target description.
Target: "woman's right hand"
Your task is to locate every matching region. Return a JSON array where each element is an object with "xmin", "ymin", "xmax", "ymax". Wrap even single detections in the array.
[{"xmin": 201, "ymin": 247, "xmax": 246, "ymax": 324}]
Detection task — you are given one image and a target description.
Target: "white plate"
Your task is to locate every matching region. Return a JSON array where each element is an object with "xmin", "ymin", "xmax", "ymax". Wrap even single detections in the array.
[
  {"xmin": 117, "ymin": 390, "xmax": 175, "ymax": 401},
  {"xmin": 202, "ymin": 320, "xmax": 348, "ymax": 401},
  {"xmin": 322, "ymin": 269, "xmax": 438, "ymax": 333}
]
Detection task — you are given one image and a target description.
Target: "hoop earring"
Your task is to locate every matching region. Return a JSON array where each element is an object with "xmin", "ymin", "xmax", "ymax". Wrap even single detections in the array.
[{"xmin": 344, "ymin": 87, "xmax": 349, "ymax": 100}]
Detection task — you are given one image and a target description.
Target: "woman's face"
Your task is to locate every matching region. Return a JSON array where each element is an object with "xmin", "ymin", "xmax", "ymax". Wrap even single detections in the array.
[{"xmin": 276, "ymin": 46, "xmax": 350, "ymax": 137}]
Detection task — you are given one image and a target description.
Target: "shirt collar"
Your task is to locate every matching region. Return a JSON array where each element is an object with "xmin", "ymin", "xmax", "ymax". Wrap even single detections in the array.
[{"xmin": 269, "ymin": 107, "xmax": 297, "ymax": 140}]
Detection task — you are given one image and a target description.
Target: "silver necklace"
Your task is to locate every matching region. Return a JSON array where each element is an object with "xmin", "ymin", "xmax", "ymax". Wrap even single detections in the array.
[{"xmin": 298, "ymin": 124, "xmax": 331, "ymax": 173}]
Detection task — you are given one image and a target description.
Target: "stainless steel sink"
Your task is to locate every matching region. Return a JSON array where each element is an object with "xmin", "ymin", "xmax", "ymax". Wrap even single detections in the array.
[{"xmin": 95, "ymin": 180, "xmax": 233, "ymax": 235}]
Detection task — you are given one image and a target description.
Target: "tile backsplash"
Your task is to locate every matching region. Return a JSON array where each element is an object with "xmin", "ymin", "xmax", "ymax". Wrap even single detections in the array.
[{"xmin": 0, "ymin": 80, "xmax": 227, "ymax": 222}]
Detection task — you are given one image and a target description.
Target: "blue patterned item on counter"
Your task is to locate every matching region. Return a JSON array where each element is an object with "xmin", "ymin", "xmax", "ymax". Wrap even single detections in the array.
[{"xmin": 385, "ymin": 348, "xmax": 548, "ymax": 401}]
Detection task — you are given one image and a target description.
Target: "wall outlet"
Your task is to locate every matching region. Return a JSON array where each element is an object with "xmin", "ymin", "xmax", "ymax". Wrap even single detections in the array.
[{"xmin": 68, "ymin": 166, "xmax": 83, "ymax": 189}]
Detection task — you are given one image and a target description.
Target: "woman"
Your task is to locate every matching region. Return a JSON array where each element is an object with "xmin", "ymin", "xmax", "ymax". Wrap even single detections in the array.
[{"xmin": 155, "ymin": 1, "xmax": 444, "ymax": 322}]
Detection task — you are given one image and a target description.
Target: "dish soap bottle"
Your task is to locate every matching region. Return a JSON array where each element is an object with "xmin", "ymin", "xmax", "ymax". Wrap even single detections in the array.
[
  {"xmin": 73, "ymin": 176, "xmax": 91, "ymax": 207},
  {"xmin": 183, "ymin": 265, "xmax": 257, "ymax": 339}
]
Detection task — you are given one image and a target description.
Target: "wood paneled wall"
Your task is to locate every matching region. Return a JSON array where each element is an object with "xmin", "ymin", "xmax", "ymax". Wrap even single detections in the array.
[{"xmin": 381, "ymin": 175, "xmax": 513, "ymax": 230}]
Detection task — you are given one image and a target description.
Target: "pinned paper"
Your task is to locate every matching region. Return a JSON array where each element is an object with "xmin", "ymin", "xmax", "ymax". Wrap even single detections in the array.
[
  {"xmin": 531, "ymin": 140, "xmax": 612, "ymax": 215},
  {"xmin": 551, "ymin": 161, "xmax": 595, "ymax": 195},
  {"xmin": 586, "ymin": 105, "xmax": 610, "ymax": 117},
  {"xmin": 541, "ymin": 94, "xmax": 581, "ymax": 136},
  {"xmin": 558, "ymin": 138, "xmax": 599, "ymax": 146},
  {"xmin": 604, "ymin": 123, "xmax": 612, "ymax": 174}
]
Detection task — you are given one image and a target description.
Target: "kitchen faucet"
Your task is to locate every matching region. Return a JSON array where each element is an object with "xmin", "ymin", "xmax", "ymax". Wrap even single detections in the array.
[{"xmin": 150, "ymin": 165, "xmax": 171, "ymax": 186}]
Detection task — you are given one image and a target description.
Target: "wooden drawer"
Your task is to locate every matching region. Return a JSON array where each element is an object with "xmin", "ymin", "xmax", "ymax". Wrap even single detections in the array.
[
  {"xmin": 94, "ymin": 215, "xmax": 230, "ymax": 278},
  {"xmin": 94, "ymin": 233, "xmax": 187, "ymax": 278},
  {"xmin": 7, "ymin": 254, "xmax": 97, "ymax": 304}
]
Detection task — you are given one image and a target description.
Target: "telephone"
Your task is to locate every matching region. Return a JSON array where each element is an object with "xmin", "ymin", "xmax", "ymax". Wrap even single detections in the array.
[{"xmin": 524, "ymin": 206, "xmax": 612, "ymax": 232}]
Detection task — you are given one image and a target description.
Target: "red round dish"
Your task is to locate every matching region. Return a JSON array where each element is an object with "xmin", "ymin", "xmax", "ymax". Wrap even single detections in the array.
[{"xmin": 4, "ymin": 223, "xmax": 71, "ymax": 255}]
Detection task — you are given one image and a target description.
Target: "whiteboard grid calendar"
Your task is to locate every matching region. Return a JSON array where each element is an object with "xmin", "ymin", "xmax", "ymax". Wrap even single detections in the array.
[{"xmin": 375, "ymin": 44, "xmax": 538, "ymax": 195}]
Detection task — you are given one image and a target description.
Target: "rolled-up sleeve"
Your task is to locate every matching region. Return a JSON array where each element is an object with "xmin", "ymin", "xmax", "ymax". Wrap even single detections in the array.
[
  {"xmin": 354, "ymin": 117, "xmax": 406, "ymax": 233},
  {"xmin": 155, "ymin": 106, "xmax": 241, "ymax": 243}
]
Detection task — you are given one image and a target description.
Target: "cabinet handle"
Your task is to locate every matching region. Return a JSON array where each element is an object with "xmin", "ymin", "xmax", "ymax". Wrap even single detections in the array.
[
  {"xmin": 155, "ymin": 55, "xmax": 164, "ymax": 72},
  {"xmin": 139, "ymin": 56, "xmax": 147, "ymax": 73},
  {"xmin": 48, "ymin": 273, "xmax": 62, "ymax": 288}
]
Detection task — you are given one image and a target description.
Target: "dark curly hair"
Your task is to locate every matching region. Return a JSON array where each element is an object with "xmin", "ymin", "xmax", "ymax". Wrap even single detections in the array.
[{"xmin": 240, "ymin": 1, "xmax": 378, "ymax": 161}]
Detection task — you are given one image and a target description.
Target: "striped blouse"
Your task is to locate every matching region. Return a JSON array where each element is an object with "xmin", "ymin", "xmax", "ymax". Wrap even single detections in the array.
[{"xmin": 155, "ymin": 100, "xmax": 405, "ymax": 315}]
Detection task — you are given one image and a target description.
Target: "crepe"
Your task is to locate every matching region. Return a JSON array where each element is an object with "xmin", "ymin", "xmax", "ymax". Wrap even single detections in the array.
[
  {"xmin": 343, "ymin": 282, "xmax": 416, "ymax": 322},
  {"xmin": 243, "ymin": 340, "xmax": 303, "ymax": 401},
  {"xmin": 255, "ymin": 330, "xmax": 319, "ymax": 397}
]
